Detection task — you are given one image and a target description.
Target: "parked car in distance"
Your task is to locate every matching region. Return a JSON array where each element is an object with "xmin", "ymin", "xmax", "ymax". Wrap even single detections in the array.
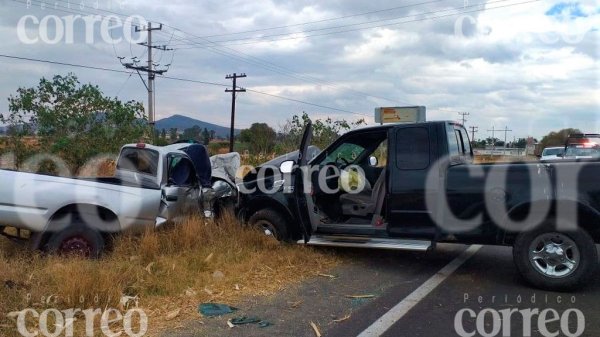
[
  {"xmin": 0, "ymin": 143, "xmax": 200, "ymax": 257},
  {"xmin": 539, "ymin": 146, "xmax": 565, "ymax": 162}
]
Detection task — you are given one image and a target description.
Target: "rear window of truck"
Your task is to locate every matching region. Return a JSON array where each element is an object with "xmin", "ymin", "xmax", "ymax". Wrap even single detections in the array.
[
  {"xmin": 396, "ymin": 127, "xmax": 430, "ymax": 170},
  {"xmin": 117, "ymin": 148, "xmax": 160, "ymax": 177}
]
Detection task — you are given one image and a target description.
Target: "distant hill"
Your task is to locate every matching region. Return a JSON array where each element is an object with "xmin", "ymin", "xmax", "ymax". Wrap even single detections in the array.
[{"xmin": 155, "ymin": 114, "xmax": 240, "ymax": 138}]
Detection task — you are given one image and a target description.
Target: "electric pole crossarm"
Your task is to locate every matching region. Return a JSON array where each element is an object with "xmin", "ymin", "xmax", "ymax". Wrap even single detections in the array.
[{"xmin": 119, "ymin": 21, "xmax": 171, "ymax": 134}]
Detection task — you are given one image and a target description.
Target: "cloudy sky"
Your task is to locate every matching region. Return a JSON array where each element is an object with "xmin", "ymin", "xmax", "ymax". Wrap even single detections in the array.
[{"xmin": 0, "ymin": 0, "xmax": 598, "ymax": 140}]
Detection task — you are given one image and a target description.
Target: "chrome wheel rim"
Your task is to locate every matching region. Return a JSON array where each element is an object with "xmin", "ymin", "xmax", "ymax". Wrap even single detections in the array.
[{"xmin": 528, "ymin": 233, "xmax": 579, "ymax": 278}]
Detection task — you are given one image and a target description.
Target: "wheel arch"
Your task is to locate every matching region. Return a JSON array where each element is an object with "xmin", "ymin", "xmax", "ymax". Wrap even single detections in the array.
[
  {"xmin": 240, "ymin": 197, "xmax": 300, "ymax": 239},
  {"xmin": 32, "ymin": 203, "xmax": 120, "ymax": 250}
]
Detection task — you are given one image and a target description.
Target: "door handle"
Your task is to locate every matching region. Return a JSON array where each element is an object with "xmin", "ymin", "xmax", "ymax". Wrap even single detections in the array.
[{"xmin": 165, "ymin": 195, "xmax": 178, "ymax": 202}]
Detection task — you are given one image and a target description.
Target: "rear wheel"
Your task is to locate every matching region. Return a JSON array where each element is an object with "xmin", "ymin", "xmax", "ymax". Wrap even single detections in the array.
[
  {"xmin": 248, "ymin": 209, "xmax": 291, "ymax": 242},
  {"xmin": 513, "ymin": 224, "xmax": 597, "ymax": 291},
  {"xmin": 46, "ymin": 222, "xmax": 105, "ymax": 259}
]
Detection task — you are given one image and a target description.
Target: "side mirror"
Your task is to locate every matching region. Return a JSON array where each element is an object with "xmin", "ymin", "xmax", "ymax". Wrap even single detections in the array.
[
  {"xmin": 369, "ymin": 156, "xmax": 378, "ymax": 167},
  {"xmin": 280, "ymin": 160, "xmax": 295, "ymax": 174}
]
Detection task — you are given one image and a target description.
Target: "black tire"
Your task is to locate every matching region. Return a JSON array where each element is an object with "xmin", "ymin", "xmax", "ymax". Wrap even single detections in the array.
[
  {"xmin": 46, "ymin": 222, "xmax": 105, "ymax": 259},
  {"xmin": 248, "ymin": 208, "xmax": 291, "ymax": 242},
  {"xmin": 513, "ymin": 224, "xmax": 598, "ymax": 292}
]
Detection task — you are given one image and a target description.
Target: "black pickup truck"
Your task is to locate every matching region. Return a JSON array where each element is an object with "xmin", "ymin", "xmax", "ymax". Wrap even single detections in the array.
[{"xmin": 238, "ymin": 121, "xmax": 600, "ymax": 291}]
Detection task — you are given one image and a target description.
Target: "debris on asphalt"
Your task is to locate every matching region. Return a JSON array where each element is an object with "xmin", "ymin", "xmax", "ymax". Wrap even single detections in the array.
[
  {"xmin": 258, "ymin": 321, "xmax": 272, "ymax": 328},
  {"xmin": 317, "ymin": 273, "xmax": 337, "ymax": 279},
  {"xmin": 288, "ymin": 300, "xmax": 303, "ymax": 309},
  {"xmin": 345, "ymin": 294, "xmax": 375, "ymax": 299},
  {"xmin": 230, "ymin": 316, "xmax": 261, "ymax": 325},
  {"xmin": 227, "ymin": 316, "xmax": 272, "ymax": 328},
  {"xmin": 198, "ymin": 303, "xmax": 238, "ymax": 317},
  {"xmin": 347, "ymin": 294, "xmax": 376, "ymax": 307},
  {"xmin": 310, "ymin": 321, "xmax": 322, "ymax": 337},
  {"xmin": 332, "ymin": 314, "xmax": 351, "ymax": 323}
]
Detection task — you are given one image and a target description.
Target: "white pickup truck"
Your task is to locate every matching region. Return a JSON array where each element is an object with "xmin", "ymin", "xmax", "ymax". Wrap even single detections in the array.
[{"xmin": 0, "ymin": 143, "xmax": 201, "ymax": 257}]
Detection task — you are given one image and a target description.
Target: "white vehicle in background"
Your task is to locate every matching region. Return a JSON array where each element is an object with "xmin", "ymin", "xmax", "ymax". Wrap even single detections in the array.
[
  {"xmin": 564, "ymin": 134, "xmax": 600, "ymax": 160},
  {"xmin": 539, "ymin": 146, "xmax": 565, "ymax": 162},
  {"xmin": 0, "ymin": 143, "xmax": 200, "ymax": 257}
]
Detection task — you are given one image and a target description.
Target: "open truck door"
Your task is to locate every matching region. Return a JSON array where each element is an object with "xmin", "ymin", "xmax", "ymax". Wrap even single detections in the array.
[{"xmin": 289, "ymin": 121, "xmax": 315, "ymax": 243}]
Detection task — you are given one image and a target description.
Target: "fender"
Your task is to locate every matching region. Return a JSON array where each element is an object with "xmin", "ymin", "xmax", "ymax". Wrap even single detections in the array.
[{"xmin": 502, "ymin": 199, "xmax": 600, "ymax": 244}]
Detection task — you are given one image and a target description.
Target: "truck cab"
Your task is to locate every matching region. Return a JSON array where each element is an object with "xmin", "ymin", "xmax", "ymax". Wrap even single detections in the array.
[{"xmin": 239, "ymin": 121, "xmax": 472, "ymax": 249}]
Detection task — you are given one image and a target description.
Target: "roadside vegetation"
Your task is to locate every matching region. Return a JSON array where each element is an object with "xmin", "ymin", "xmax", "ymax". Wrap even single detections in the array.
[{"xmin": 0, "ymin": 212, "xmax": 338, "ymax": 336}]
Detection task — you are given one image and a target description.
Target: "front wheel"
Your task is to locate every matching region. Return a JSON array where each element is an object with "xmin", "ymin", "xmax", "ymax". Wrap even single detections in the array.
[
  {"xmin": 248, "ymin": 209, "xmax": 291, "ymax": 242},
  {"xmin": 513, "ymin": 226, "xmax": 597, "ymax": 292}
]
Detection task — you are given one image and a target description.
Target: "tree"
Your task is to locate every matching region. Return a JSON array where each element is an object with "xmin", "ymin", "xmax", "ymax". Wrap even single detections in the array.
[
  {"xmin": 201, "ymin": 128, "xmax": 211, "ymax": 145},
  {"xmin": 240, "ymin": 123, "xmax": 277, "ymax": 153},
  {"xmin": 169, "ymin": 128, "xmax": 178, "ymax": 141},
  {"xmin": 160, "ymin": 128, "xmax": 167, "ymax": 140},
  {"xmin": 514, "ymin": 138, "xmax": 528, "ymax": 148},
  {"xmin": 540, "ymin": 128, "xmax": 582, "ymax": 149},
  {"xmin": 1, "ymin": 73, "xmax": 147, "ymax": 171},
  {"xmin": 278, "ymin": 112, "xmax": 366, "ymax": 152},
  {"xmin": 472, "ymin": 139, "xmax": 487, "ymax": 148},
  {"xmin": 181, "ymin": 125, "xmax": 202, "ymax": 141},
  {"xmin": 209, "ymin": 130, "xmax": 216, "ymax": 141}
]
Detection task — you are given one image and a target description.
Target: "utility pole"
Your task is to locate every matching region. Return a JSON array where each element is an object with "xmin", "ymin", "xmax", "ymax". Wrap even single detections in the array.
[
  {"xmin": 458, "ymin": 112, "xmax": 469, "ymax": 125},
  {"xmin": 502, "ymin": 126, "xmax": 513, "ymax": 155},
  {"xmin": 119, "ymin": 22, "xmax": 171, "ymax": 133},
  {"xmin": 469, "ymin": 126, "xmax": 478, "ymax": 143},
  {"xmin": 488, "ymin": 126, "xmax": 497, "ymax": 151},
  {"xmin": 225, "ymin": 73, "xmax": 246, "ymax": 152}
]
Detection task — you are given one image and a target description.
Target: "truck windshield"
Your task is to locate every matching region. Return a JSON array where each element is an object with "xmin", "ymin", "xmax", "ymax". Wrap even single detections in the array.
[
  {"xmin": 565, "ymin": 146, "xmax": 600, "ymax": 158},
  {"xmin": 325, "ymin": 143, "xmax": 366, "ymax": 164},
  {"xmin": 117, "ymin": 148, "xmax": 160, "ymax": 177}
]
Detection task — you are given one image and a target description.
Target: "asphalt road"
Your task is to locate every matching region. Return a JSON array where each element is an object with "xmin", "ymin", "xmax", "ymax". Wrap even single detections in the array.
[{"xmin": 166, "ymin": 244, "xmax": 600, "ymax": 337}]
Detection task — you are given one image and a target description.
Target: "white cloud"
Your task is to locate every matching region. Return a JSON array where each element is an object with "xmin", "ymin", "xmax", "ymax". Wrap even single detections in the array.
[{"xmin": 0, "ymin": 0, "xmax": 598, "ymax": 140}]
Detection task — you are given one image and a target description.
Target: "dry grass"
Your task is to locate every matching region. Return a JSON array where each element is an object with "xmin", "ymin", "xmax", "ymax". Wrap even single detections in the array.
[
  {"xmin": 0, "ymin": 212, "xmax": 338, "ymax": 336},
  {"xmin": 473, "ymin": 155, "xmax": 538, "ymax": 164}
]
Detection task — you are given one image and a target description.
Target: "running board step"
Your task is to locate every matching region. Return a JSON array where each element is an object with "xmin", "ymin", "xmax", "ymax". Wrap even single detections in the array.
[{"xmin": 301, "ymin": 235, "xmax": 431, "ymax": 251}]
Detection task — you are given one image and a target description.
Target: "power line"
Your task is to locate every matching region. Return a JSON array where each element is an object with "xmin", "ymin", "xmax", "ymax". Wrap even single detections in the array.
[
  {"xmin": 158, "ymin": 0, "xmax": 449, "ymax": 41},
  {"xmin": 12, "ymin": 0, "xmax": 415, "ymax": 107},
  {"xmin": 161, "ymin": 27, "xmax": 414, "ymax": 106},
  {"xmin": 244, "ymin": 88, "xmax": 369, "ymax": 117},
  {"xmin": 169, "ymin": 0, "xmax": 537, "ymax": 47},
  {"xmin": 0, "ymin": 54, "xmax": 368, "ymax": 117},
  {"xmin": 12, "ymin": 0, "xmax": 462, "ymax": 111}
]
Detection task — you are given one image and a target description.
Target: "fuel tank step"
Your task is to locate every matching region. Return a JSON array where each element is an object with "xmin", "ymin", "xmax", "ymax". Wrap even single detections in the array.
[{"xmin": 300, "ymin": 235, "xmax": 432, "ymax": 251}]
